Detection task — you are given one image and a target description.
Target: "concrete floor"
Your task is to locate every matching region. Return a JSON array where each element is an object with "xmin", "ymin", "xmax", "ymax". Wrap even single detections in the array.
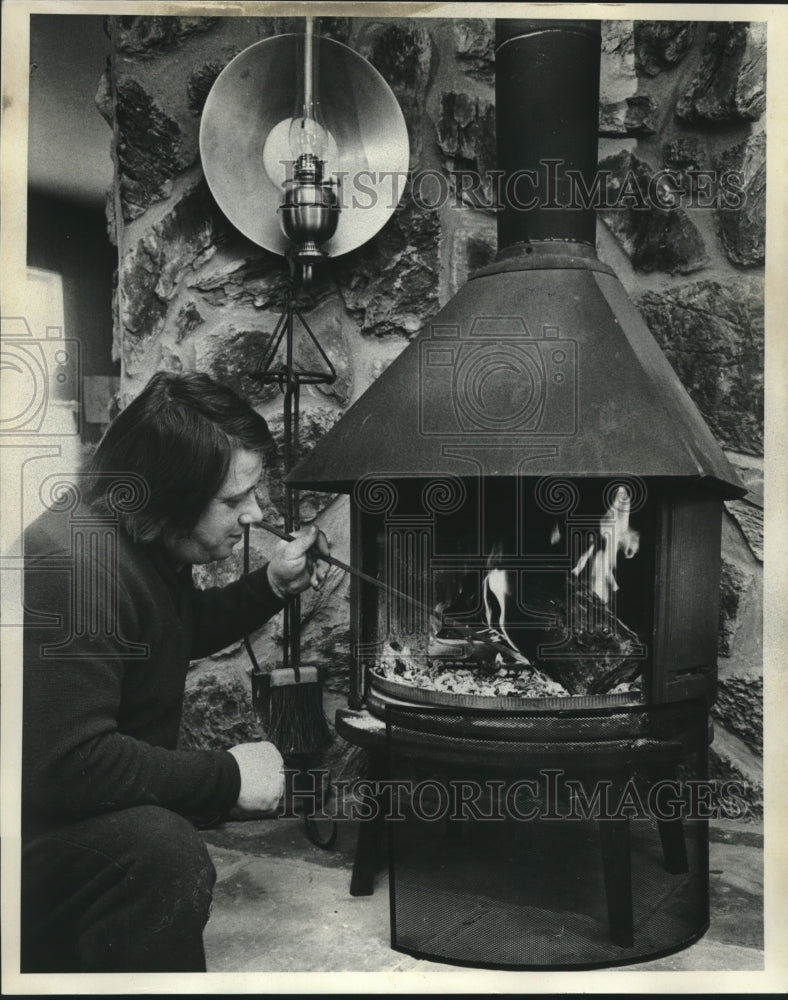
[{"xmin": 201, "ymin": 814, "xmax": 763, "ymax": 974}]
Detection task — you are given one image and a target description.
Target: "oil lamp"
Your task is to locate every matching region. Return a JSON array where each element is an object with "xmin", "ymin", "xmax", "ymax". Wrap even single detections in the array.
[
  {"xmin": 200, "ymin": 22, "xmax": 409, "ymax": 267},
  {"xmin": 278, "ymin": 19, "xmax": 339, "ymax": 285}
]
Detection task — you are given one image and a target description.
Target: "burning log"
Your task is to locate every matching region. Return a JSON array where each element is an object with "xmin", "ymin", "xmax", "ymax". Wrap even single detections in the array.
[
  {"xmin": 506, "ymin": 573, "xmax": 643, "ymax": 695},
  {"xmin": 430, "ymin": 572, "xmax": 642, "ymax": 697},
  {"xmin": 502, "ymin": 482, "xmax": 644, "ymax": 694}
]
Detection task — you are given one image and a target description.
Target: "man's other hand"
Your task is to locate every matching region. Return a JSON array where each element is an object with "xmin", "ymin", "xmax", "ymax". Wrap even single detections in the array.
[
  {"xmin": 227, "ymin": 741, "xmax": 285, "ymax": 817},
  {"xmin": 266, "ymin": 524, "xmax": 331, "ymax": 598}
]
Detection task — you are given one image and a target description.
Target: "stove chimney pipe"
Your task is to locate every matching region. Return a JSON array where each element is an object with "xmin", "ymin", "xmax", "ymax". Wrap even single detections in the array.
[{"xmin": 495, "ymin": 19, "xmax": 601, "ymax": 256}]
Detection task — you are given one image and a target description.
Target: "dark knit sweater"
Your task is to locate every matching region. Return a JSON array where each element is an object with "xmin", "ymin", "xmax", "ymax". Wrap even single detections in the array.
[{"xmin": 22, "ymin": 506, "xmax": 285, "ymax": 835}]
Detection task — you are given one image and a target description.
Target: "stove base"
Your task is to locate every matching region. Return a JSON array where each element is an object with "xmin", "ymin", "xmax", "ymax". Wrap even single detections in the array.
[
  {"xmin": 389, "ymin": 812, "xmax": 708, "ymax": 969},
  {"xmin": 336, "ymin": 704, "xmax": 711, "ymax": 969}
]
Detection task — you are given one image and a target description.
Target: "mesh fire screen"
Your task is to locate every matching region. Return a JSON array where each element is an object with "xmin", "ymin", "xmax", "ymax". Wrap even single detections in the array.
[{"xmin": 385, "ymin": 704, "xmax": 710, "ymax": 969}]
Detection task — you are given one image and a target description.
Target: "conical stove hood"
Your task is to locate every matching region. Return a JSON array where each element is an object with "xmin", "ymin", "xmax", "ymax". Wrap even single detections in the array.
[{"xmin": 288, "ymin": 19, "xmax": 744, "ymax": 500}]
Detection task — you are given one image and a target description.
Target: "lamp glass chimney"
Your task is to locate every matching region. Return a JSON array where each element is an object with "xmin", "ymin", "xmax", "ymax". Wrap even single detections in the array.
[{"xmin": 288, "ymin": 18, "xmax": 329, "ymax": 165}]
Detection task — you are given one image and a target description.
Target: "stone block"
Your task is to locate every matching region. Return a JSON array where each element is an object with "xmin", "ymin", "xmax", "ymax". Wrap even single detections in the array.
[
  {"xmin": 188, "ymin": 253, "xmax": 301, "ymax": 312},
  {"xmin": 600, "ymin": 21, "xmax": 636, "ymax": 104},
  {"xmin": 110, "ymin": 15, "xmax": 218, "ymax": 55},
  {"xmin": 174, "ymin": 300, "xmax": 204, "ymax": 343},
  {"xmin": 265, "ymin": 408, "xmax": 344, "ymax": 520},
  {"xmin": 637, "ymin": 277, "xmax": 764, "ymax": 455},
  {"xmin": 180, "ymin": 660, "xmax": 265, "ymax": 751},
  {"xmin": 438, "ymin": 92, "xmax": 496, "ymax": 210},
  {"xmin": 724, "ymin": 500, "xmax": 763, "ymax": 562},
  {"xmin": 634, "ymin": 21, "xmax": 697, "ymax": 76},
  {"xmin": 94, "ymin": 68, "xmax": 113, "ymax": 125},
  {"xmin": 713, "ymin": 675, "xmax": 763, "ymax": 756},
  {"xmin": 120, "ymin": 182, "xmax": 222, "ymax": 361},
  {"xmin": 197, "ymin": 325, "xmax": 282, "ymax": 406},
  {"xmin": 258, "ymin": 16, "xmax": 352, "ymax": 44},
  {"xmin": 234, "ymin": 301, "xmax": 351, "ymax": 407},
  {"xmin": 598, "ymin": 102, "xmax": 628, "ymax": 137},
  {"xmin": 158, "ymin": 343, "xmax": 183, "ymax": 374},
  {"xmin": 187, "ymin": 61, "xmax": 226, "ymax": 117},
  {"xmin": 453, "ymin": 18, "xmax": 494, "ymax": 81},
  {"xmin": 727, "ymin": 453, "xmax": 764, "ymax": 497},
  {"xmin": 358, "ymin": 21, "xmax": 433, "ymax": 168},
  {"xmin": 113, "ymin": 78, "xmax": 186, "ymax": 220},
  {"xmin": 297, "ymin": 498, "xmax": 352, "ymax": 691},
  {"xmin": 599, "ymin": 150, "xmax": 707, "ymax": 274},
  {"xmin": 623, "ymin": 94, "xmax": 659, "ymax": 134},
  {"xmin": 334, "ymin": 198, "xmax": 440, "ymax": 338},
  {"xmin": 311, "ymin": 625, "xmax": 352, "ymax": 698},
  {"xmin": 718, "ymin": 557, "xmax": 755, "ymax": 657},
  {"xmin": 676, "ymin": 22, "xmax": 766, "ymax": 124},
  {"xmin": 715, "ymin": 130, "xmax": 766, "ymax": 267},
  {"xmin": 663, "ymin": 136, "xmax": 705, "ymax": 173},
  {"xmin": 708, "ymin": 727, "xmax": 763, "ymax": 818},
  {"xmin": 294, "ymin": 308, "xmax": 353, "ymax": 406},
  {"xmin": 119, "ymin": 240, "xmax": 168, "ymax": 347},
  {"xmin": 279, "ymin": 401, "xmax": 339, "ymax": 463},
  {"xmin": 724, "ymin": 454, "xmax": 763, "ymax": 561},
  {"xmin": 599, "ymin": 94, "xmax": 659, "ymax": 137}
]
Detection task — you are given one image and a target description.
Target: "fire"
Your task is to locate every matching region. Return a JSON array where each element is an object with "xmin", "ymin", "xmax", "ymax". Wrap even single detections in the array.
[
  {"xmin": 474, "ymin": 544, "xmax": 532, "ymax": 667},
  {"xmin": 571, "ymin": 485, "xmax": 640, "ymax": 604},
  {"xmin": 416, "ymin": 482, "xmax": 641, "ymax": 687},
  {"xmin": 482, "ymin": 566, "xmax": 523, "ymax": 660}
]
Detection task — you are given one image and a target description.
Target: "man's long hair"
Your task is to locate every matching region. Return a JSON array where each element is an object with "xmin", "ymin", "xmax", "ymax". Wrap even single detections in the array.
[{"xmin": 83, "ymin": 372, "xmax": 275, "ymax": 543}]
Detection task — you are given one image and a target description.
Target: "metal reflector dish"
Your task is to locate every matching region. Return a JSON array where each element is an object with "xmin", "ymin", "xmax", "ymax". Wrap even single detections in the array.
[{"xmin": 199, "ymin": 34, "xmax": 410, "ymax": 256}]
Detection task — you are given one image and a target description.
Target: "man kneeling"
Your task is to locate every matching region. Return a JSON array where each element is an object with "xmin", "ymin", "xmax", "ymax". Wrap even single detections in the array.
[{"xmin": 22, "ymin": 372, "xmax": 329, "ymax": 972}]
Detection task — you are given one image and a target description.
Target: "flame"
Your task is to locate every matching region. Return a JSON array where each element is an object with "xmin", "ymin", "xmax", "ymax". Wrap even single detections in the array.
[
  {"xmin": 550, "ymin": 522, "xmax": 561, "ymax": 546},
  {"xmin": 571, "ymin": 485, "xmax": 641, "ymax": 604},
  {"xmin": 571, "ymin": 543, "xmax": 595, "ymax": 576},
  {"xmin": 482, "ymin": 567, "xmax": 522, "ymax": 655}
]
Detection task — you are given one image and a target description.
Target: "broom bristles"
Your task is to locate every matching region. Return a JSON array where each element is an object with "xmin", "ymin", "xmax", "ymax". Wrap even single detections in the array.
[{"xmin": 267, "ymin": 680, "xmax": 332, "ymax": 755}]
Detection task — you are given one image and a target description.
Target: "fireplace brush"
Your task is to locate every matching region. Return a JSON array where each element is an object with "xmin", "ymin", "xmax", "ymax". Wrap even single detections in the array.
[{"xmin": 242, "ymin": 525, "xmax": 331, "ymax": 757}]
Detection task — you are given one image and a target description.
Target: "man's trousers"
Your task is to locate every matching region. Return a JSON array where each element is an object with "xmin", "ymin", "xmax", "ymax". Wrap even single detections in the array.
[{"xmin": 21, "ymin": 805, "xmax": 216, "ymax": 972}]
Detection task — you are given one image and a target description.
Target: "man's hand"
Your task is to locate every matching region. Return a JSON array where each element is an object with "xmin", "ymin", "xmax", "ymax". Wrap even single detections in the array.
[
  {"xmin": 227, "ymin": 741, "xmax": 284, "ymax": 817},
  {"xmin": 266, "ymin": 524, "xmax": 331, "ymax": 599}
]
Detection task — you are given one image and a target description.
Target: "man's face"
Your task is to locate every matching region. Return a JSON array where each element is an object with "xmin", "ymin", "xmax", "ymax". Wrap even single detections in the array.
[{"xmin": 164, "ymin": 448, "xmax": 264, "ymax": 565}]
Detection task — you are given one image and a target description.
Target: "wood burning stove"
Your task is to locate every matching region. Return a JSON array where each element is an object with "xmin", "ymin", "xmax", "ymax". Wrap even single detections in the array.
[
  {"xmin": 348, "ymin": 473, "xmax": 725, "ymax": 723},
  {"xmin": 287, "ymin": 17, "xmax": 745, "ymax": 968}
]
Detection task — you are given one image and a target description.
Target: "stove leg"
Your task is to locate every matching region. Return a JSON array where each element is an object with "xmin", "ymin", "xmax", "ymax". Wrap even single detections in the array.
[
  {"xmin": 350, "ymin": 756, "xmax": 387, "ymax": 897},
  {"xmin": 349, "ymin": 809, "xmax": 385, "ymax": 896},
  {"xmin": 598, "ymin": 817, "xmax": 634, "ymax": 948},
  {"xmin": 649, "ymin": 769, "xmax": 689, "ymax": 874},
  {"xmin": 657, "ymin": 817, "xmax": 689, "ymax": 874}
]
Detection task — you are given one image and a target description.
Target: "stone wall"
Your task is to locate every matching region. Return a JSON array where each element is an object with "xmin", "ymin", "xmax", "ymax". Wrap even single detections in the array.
[{"xmin": 101, "ymin": 16, "xmax": 765, "ymax": 812}]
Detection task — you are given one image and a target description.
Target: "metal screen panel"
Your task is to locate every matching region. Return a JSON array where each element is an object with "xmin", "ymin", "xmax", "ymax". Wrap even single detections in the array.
[{"xmin": 385, "ymin": 705, "xmax": 709, "ymax": 969}]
